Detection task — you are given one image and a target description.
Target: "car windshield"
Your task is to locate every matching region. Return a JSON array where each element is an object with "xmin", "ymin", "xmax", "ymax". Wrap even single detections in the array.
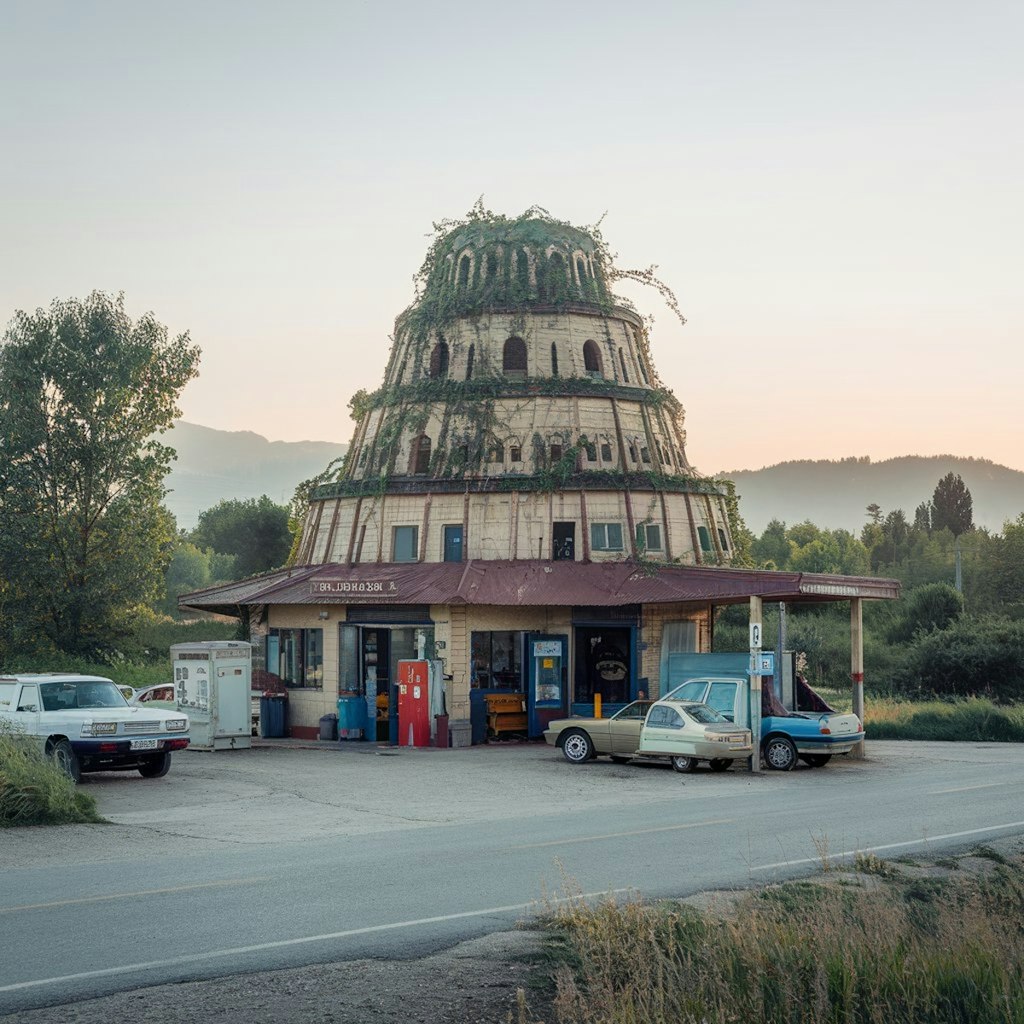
[
  {"xmin": 40, "ymin": 680, "xmax": 129, "ymax": 711},
  {"xmin": 680, "ymin": 703, "xmax": 728, "ymax": 725},
  {"xmin": 666, "ymin": 680, "xmax": 707, "ymax": 701},
  {"xmin": 611, "ymin": 701, "xmax": 649, "ymax": 721}
]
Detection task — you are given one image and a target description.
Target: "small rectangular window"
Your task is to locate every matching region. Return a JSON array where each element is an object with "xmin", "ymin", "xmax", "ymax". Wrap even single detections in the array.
[
  {"xmin": 640, "ymin": 447, "xmax": 651, "ymax": 464},
  {"xmin": 717, "ymin": 528, "xmax": 729, "ymax": 551},
  {"xmin": 697, "ymin": 525, "xmax": 713, "ymax": 553},
  {"xmin": 550, "ymin": 443, "xmax": 563, "ymax": 463},
  {"xmin": 636, "ymin": 524, "xmax": 662, "ymax": 552},
  {"xmin": 600, "ymin": 442, "xmax": 613, "ymax": 462},
  {"xmin": 585, "ymin": 442, "xmax": 596, "ymax": 461},
  {"xmin": 509, "ymin": 446, "xmax": 522, "ymax": 463},
  {"xmin": 443, "ymin": 524, "xmax": 464, "ymax": 562},
  {"xmin": 590, "ymin": 523, "xmax": 624, "ymax": 551},
  {"xmin": 393, "ymin": 525, "xmax": 419, "ymax": 562}
]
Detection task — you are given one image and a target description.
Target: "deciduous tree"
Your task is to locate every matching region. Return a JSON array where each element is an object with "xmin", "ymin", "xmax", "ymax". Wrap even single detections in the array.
[{"xmin": 0, "ymin": 292, "xmax": 200, "ymax": 657}]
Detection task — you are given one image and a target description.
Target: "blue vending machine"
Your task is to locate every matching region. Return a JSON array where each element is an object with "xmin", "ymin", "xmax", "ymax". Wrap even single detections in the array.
[{"xmin": 526, "ymin": 634, "xmax": 568, "ymax": 738}]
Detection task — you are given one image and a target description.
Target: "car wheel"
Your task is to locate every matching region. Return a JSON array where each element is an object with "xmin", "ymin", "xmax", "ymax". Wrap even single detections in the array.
[
  {"xmin": 50, "ymin": 739, "xmax": 81, "ymax": 783},
  {"xmin": 610, "ymin": 755, "xmax": 632, "ymax": 764},
  {"xmin": 763, "ymin": 736, "xmax": 797, "ymax": 771},
  {"xmin": 800, "ymin": 754, "xmax": 832, "ymax": 768},
  {"xmin": 561, "ymin": 730, "xmax": 594, "ymax": 764},
  {"xmin": 139, "ymin": 752, "xmax": 172, "ymax": 778},
  {"xmin": 671, "ymin": 755, "xmax": 696, "ymax": 774},
  {"xmin": 708, "ymin": 758, "xmax": 731, "ymax": 772}
]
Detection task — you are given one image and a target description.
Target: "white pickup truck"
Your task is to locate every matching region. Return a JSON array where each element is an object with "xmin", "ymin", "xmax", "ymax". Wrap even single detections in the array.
[{"xmin": 0, "ymin": 673, "xmax": 190, "ymax": 782}]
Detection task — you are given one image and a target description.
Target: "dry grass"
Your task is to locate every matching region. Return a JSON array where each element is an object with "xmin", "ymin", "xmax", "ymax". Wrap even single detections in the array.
[{"xmin": 535, "ymin": 850, "xmax": 1024, "ymax": 1024}]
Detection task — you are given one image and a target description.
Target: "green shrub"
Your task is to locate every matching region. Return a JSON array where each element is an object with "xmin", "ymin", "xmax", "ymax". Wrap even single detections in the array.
[
  {"xmin": 895, "ymin": 616, "xmax": 1024, "ymax": 701},
  {"xmin": 887, "ymin": 582, "xmax": 964, "ymax": 644},
  {"xmin": 0, "ymin": 726, "xmax": 104, "ymax": 827}
]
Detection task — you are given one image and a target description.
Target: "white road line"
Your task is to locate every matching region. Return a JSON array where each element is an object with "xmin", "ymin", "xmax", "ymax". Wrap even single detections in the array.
[
  {"xmin": 0, "ymin": 889, "xmax": 632, "ymax": 994},
  {"xmin": 752, "ymin": 820, "xmax": 1024, "ymax": 871},
  {"xmin": 0, "ymin": 877, "xmax": 271, "ymax": 914},
  {"xmin": 929, "ymin": 783, "xmax": 1009, "ymax": 795},
  {"xmin": 512, "ymin": 818, "xmax": 734, "ymax": 850}
]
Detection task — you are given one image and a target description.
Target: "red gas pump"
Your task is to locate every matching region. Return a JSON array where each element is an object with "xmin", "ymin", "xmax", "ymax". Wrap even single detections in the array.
[{"xmin": 397, "ymin": 660, "xmax": 431, "ymax": 747}]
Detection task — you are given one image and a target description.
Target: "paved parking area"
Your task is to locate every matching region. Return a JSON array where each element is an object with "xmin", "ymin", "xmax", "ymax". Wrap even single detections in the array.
[{"xmin": 7, "ymin": 738, "xmax": 1021, "ymax": 868}]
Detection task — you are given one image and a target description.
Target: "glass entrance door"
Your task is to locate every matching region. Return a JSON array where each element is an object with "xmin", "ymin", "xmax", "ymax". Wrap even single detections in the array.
[{"xmin": 526, "ymin": 634, "xmax": 568, "ymax": 737}]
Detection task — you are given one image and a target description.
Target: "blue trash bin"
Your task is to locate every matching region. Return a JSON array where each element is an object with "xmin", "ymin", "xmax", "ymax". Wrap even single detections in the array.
[
  {"xmin": 338, "ymin": 696, "xmax": 367, "ymax": 740},
  {"xmin": 259, "ymin": 695, "xmax": 287, "ymax": 738}
]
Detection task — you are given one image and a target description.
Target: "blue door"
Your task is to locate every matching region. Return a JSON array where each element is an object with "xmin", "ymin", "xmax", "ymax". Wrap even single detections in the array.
[{"xmin": 526, "ymin": 634, "xmax": 568, "ymax": 738}]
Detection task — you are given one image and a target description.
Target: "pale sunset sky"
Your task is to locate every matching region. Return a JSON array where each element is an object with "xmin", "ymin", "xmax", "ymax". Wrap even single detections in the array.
[{"xmin": 1, "ymin": 1, "xmax": 1021, "ymax": 475}]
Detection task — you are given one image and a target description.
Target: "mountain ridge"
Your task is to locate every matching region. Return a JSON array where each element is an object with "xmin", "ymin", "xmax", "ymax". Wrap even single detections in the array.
[{"xmin": 719, "ymin": 455, "xmax": 1024, "ymax": 534}]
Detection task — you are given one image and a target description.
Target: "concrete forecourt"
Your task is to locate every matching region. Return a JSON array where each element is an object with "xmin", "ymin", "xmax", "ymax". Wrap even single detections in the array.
[{"xmin": 2, "ymin": 739, "xmax": 1023, "ymax": 1021}]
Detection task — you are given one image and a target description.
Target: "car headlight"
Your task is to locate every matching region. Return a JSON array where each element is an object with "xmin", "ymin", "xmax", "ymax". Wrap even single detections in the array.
[
  {"xmin": 81, "ymin": 722, "xmax": 117, "ymax": 736},
  {"xmin": 165, "ymin": 718, "xmax": 188, "ymax": 732}
]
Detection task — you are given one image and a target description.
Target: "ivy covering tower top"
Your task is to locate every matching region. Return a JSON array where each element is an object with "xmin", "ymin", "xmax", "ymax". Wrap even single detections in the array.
[{"xmin": 299, "ymin": 202, "xmax": 736, "ymax": 569}]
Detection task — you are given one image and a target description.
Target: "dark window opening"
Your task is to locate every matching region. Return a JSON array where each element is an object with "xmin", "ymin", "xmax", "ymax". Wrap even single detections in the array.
[
  {"xmin": 429, "ymin": 340, "xmax": 449, "ymax": 379},
  {"xmin": 411, "ymin": 434, "xmax": 431, "ymax": 475},
  {"xmin": 550, "ymin": 342, "xmax": 559, "ymax": 376},
  {"xmin": 628, "ymin": 443, "xmax": 638, "ymax": 461},
  {"xmin": 514, "ymin": 249, "xmax": 530, "ymax": 291},
  {"xmin": 584, "ymin": 441, "xmax": 596, "ymax": 461},
  {"xmin": 550, "ymin": 442, "xmax": 563, "ymax": 463},
  {"xmin": 471, "ymin": 631, "xmax": 524, "ymax": 690},
  {"xmin": 718, "ymin": 528, "xmax": 729, "ymax": 551},
  {"xmin": 503, "ymin": 336, "xmax": 527, "ymax": 377},
  {"xmin": 576, "ymin": 257, "xmax": 588, "ymax": 283},
  {"xmin": 487, "ymin": 440, "xmax": 505, "ymax": 463},
  {"xmin": 697, "ymin": 525, "xmax": 714, "ymax": 553},
  {"xmin": 269, "ymin": 628, "xmax": 324, "ymax": 688},
  {"xmin": 485, "ymin": 251, "xmax": 499, "ymax": 280},
  {"xmin": 510, "ymin": 445, "xmax": 522, "ymax": 463},
  {"xmin": 457, "ymin": 253, "xmax": 472, "ymax": 288},
  {"xmin": 553, "ymin": 522, "xmax": 575, "ymax": 561},
  {"xmin": 465, "ymin": 344, "xmax": 474, "ymax": 380},
  {"xmin": 641, "ymin": 447, "xmax": 651, "ymax": 464},
  {"xmin": 443, "ymin": 525, "xmax": 464, "ymax": 562},
  {"xmin": 600, "ymin": 442, "xmax": 612, "ymax": 461},
  {"xmin": 583, "ymin": 339, "xmax": 603, "ymax": 378}
]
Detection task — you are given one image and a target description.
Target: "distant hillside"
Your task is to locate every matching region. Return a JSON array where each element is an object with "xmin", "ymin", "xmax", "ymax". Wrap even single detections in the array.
[
  {"xmin": 722, "ymin": 456, "xmax": 1024, "ymax": 535},
  {"xmin": 163, "ymin": 421, "xmax": 347, "ymax": 529}
]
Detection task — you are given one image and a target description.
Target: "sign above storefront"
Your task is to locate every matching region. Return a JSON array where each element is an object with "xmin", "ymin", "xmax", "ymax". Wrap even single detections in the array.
[{"xmin": 311, "ymin": 580, "xmax": 399, "ymax": 597}]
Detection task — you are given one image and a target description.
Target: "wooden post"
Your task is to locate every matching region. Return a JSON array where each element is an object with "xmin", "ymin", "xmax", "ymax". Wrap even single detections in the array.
[
  {"xmin": 851, "ymin": 597, "xmax": 865, "ymax": 759},
  {"xmin": 749, "ymin": 595, "xmax": 763, "ymax": 774}
]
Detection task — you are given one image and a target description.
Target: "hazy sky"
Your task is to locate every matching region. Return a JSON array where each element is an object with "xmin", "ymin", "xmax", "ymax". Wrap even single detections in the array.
[{"xmin": 2, "ymin": 1, "xmax": 1021, "ymax": 475}]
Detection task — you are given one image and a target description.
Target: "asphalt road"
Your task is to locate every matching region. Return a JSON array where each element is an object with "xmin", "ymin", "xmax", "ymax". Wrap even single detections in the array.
[{"xmin": 2, "ymin": 739, "xmax": 1023, "ymax": 1015}]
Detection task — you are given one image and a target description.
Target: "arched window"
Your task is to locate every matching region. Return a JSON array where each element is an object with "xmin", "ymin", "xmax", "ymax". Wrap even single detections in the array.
[
  {"xmin": 457, "ymin": 252, "xmax": 472, "ymax": 288},
  {"xmin": 583, "ymin": 339, "xmax": 603, "ymax": 379},
  {"xmin": 575, "ymin": 257, "xmax": 588, "ymax": 284},
  {"xmin": 465, "ymin": 343, "xmax": 474, "ymax": 380},
  {"xmin": 514, "ymin": 249, "xmax": 530, "ymax": 292},
  {"xmin": 550, "ymin": 342, "xmax": 559, "ymax": 377},
  {"xmin": 429, "ymin": 340, "xmax": 449, "ymax": 379},
  {"xmin": 485, "ymin": 251, "xmax": 500, "ymax": 281},
  {"xmin": 410, "ymin": 435, "xmax": 431, "ymax": 476},
  {"xmin": 618, "ymin": 348, "xmax": 629, "ymax": 383},
  {"xmin": 540, "ymin": 251, "xmax": 567, "ymax": 303},
  {"xmin": 503, "ymin": 336, "xmax": 527, "ymax": 377}
]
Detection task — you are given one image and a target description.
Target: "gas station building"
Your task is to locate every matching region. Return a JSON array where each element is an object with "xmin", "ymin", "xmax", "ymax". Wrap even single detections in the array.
[{"xmin": 181, "ymin": 212, "xmax": 899, "ymax": 744}]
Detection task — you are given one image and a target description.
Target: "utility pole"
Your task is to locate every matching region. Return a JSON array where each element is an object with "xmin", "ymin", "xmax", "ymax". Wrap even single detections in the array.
[{"xmin": 749, "ymin": 595, "xmax": 763, "ymax": 773}]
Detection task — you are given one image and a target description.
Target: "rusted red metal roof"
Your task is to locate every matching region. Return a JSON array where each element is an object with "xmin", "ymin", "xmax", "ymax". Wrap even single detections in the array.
[{"xmin": 180, "ymin": 560, "xmax": 900, "ymax": 616}]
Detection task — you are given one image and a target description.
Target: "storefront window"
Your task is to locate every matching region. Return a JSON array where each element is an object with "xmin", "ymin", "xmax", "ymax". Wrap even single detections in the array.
[
  {"xmin": 471, "ymin": 631, "xmax": 524, "ymax": 690},
  {"xmin": 269, "ymin": 628, "xmax": 323, "ymax": 687}
]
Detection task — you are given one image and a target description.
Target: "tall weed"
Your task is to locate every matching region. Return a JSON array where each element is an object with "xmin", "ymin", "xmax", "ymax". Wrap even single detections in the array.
[
  {"xmin": 545, "ymin": 855, "xmax": 1024, "ymax": 1024},
  {"xmin": 0, "ymin": 725, "xmax": 104, "ymax": 827}
]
